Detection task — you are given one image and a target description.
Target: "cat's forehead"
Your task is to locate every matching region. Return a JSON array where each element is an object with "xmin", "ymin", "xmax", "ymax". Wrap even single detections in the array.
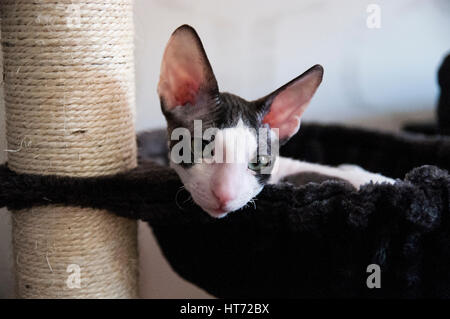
[
  {"xmin": 215, "ymin": 93, "xmax": 262, "ymax": 129},
  {"xmin": 215, "ymin": 118, "xmax": 258, "ymax": 155},
  {"xmin": 166, "ymin": 92, "xmax": 263, "ymax": 133}
]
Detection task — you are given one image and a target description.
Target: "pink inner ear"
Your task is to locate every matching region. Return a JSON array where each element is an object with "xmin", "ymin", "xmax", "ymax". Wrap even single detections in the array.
[
  {"xmin": 262, "ymin": 96, "xmax": 306, "ymax": 140},
  {"xmin": 167, "ymin": 64, "xmax": 201, "ymax": 107},
  {"xmin": 263, "ymin": 68, "xmax": 322, "ymax": 140},
  {"xmin": 158, "ymin": 26, "xmax": 216, "ymax": 110}
]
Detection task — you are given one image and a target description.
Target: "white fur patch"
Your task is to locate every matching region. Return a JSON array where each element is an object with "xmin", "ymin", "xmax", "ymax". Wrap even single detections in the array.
[
  {"xmin": 171, "ymin": 119, "xmax": 264, "ymax": 217},
  {"xmin": 270, "ymin": 157, "xmax": 395, "ymax": 189}
]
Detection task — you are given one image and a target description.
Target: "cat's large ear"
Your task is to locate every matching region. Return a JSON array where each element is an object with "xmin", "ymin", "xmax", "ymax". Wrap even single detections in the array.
[
  {"xmin": 260, "ymin": 65, "xmax": 323, "ymax": 143},
  {"xmin": 158, "ymin": 25, "xmax": 218, "ymax": 111}
]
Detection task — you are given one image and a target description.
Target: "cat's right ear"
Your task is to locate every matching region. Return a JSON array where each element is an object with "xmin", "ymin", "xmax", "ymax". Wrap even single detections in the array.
[{"xmin": 158, "ymin": 25, "xmax": 219, "ymax": 111}]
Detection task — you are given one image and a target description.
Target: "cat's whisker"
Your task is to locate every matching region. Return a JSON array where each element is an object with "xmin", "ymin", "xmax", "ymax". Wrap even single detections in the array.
[
  {"xmin": 183, "ymin": 194, "xmax": 192, "ymax": 204},
  {"xmin": 175, "ymin": 187, "xmax": 188, "ymax": 210},
  {"xmin": 250, "ymin": 198, "xmax": 257, "ymax": 210}
]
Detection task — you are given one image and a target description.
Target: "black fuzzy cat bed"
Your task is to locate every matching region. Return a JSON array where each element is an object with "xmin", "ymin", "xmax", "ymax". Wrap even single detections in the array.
[{"xmin": 1, "ymin": 123, "xmax": 450, "ymax": 298}]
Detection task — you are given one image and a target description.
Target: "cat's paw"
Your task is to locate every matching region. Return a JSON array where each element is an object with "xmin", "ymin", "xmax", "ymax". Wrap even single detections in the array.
[{"xmin": 338, "ymin": 164, "xmax": 395, "ymax": 189}]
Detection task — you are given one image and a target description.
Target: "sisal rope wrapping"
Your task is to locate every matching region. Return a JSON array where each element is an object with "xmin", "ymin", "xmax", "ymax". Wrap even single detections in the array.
[
  {"xmin": 12, "ymin": 206, "xmax": 138, "ymax": 298},
  {"xmin": 1, "ymin": 0, "xmax": 139, "ymax": 298}
]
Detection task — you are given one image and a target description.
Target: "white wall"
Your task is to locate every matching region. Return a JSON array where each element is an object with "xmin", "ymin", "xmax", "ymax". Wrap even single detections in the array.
[
  {"xmin": 0, "ymin": 0, "xmax": 449, "ymax": 298},
  {"xmin": 134, "ymin": 0, "xmax": 450, "ymax": 131}
]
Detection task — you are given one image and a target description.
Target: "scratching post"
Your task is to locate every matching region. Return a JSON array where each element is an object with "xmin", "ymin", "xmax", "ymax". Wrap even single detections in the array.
[{"xmin": 1, "ymin": 0, "xmax": 138, "ymax": 298}]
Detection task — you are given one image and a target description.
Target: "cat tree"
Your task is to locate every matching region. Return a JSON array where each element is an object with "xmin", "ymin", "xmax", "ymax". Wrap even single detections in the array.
[
  {"xmin": 1, "ymin": 0, "xmax": 450, "ymax": 300},
  {"xmin": 1, "ymin": 0, "xmax": 138, "ymax": 298}
]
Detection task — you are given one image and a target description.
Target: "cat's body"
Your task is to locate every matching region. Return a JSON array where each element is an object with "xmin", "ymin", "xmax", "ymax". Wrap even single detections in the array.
[{"xmin": 157, "ymin": 25, "xmax": 394, "ymax": 218}]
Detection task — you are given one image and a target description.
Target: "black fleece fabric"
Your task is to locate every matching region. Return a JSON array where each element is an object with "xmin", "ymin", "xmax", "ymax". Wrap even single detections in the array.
[{"xmin": 1, "ymin": 123, "xmax": 450, "ymax": 298}]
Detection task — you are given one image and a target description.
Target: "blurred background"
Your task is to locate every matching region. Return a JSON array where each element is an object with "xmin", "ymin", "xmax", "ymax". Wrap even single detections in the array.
[
  {"xmin": 1, "ymin": 0, "xmax": 449, "ymax": 298},
  {"xmin": 134, "ymin": 0, "xmax": 449, "ymax": 130}
]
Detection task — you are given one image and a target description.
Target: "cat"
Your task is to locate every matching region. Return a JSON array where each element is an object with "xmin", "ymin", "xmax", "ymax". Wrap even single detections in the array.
[{"xmin": 157, "ymin": 25, "xmax": 395, "ymax": 218}]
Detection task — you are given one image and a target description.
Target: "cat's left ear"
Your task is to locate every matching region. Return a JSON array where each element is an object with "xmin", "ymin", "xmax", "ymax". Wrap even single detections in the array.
[
  {"xmin": 260, "ymin": 65, "xmax": 323, "ymax": 143},
  {"xmin": 158, "ymin": 25, "xmax": 219, "ymax": 111}
]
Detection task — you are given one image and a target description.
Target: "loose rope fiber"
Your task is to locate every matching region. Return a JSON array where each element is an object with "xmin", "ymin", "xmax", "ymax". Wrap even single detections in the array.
[
  {"xmin": 12, "ymin": 206, "xmax": 138, "ymax": 298},
  {"xmin": 1, "ymin": 0, "xmax": 139, "ymax": 298}
]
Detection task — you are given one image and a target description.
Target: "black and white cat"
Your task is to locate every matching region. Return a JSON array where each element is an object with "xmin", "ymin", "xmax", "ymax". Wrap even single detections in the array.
[{"xmin": 158, "ymin": 25, "xmax": 394, "ymax": 218}]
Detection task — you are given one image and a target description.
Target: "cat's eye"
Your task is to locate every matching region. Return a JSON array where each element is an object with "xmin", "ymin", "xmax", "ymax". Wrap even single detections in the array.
[{"xmin": 248, "ymin": 155, "xmax": 272, "ymax": 171}]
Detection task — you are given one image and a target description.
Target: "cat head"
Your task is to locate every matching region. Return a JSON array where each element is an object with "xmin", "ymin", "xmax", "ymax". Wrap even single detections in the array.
[{"xmin": 158, "ymin": 25, "xmax": 323, "ymax": 217}]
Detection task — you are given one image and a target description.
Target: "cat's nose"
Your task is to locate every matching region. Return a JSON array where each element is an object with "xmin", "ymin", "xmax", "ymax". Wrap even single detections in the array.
[{"xmin": 212, "ymin": 187, "xmax": 235, "ymax": 207}]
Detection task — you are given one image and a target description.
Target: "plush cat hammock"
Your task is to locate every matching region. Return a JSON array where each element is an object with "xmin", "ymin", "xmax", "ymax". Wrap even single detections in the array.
[
  {"xmin": 2, "ymin": 1, "xmax": 450, "ymax": 299},
  {"xmin": 1, "ymin": 123, "xmax": 450, "ymax": 298}
]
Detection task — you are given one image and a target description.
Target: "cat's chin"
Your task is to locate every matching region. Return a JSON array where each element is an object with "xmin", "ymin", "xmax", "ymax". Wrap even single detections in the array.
[{"xmin": 203, "ymin": 207, "xmax": 230, "ymax": 219}]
